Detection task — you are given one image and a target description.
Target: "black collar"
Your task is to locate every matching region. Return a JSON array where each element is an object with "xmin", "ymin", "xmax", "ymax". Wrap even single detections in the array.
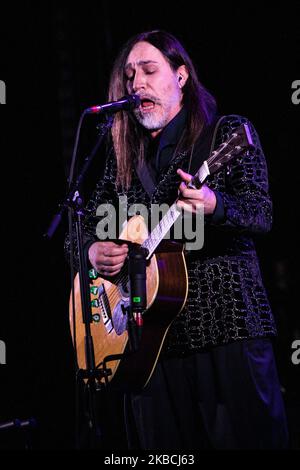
[{"xmin": 156, "ymin": 106, "xmax": 188, "ymax": 152}]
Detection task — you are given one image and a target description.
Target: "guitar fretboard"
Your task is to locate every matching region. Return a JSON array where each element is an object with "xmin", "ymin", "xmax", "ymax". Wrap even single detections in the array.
[
  {"xmin": 142, "ymin": 202, "xmax": 181, "ymax": 259},
  {"xmin": 142, "ymin": 161, "xmax": 210, "ymax": 259}
]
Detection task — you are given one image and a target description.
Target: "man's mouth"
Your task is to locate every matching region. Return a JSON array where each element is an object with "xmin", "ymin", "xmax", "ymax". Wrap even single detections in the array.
[{"xmin": 140, "ymin": 98, "xmax": 156, "ymax": 112}]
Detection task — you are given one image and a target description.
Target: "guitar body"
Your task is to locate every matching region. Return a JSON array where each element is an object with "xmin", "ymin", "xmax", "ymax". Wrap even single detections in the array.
[{"xmin": 70, "ymin": 215, "xmax": 188, "ymax": 390}]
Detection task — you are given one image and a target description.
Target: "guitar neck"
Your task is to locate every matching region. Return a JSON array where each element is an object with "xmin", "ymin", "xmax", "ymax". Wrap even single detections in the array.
[
  {"xmin": 142, "ymin": 202, "xmax": 181, "ymax": 259},
  {"xmin": 141, "ymin": 159, "xmax": 211, "ymax": 259},
  {"xmin": 142, "ymin": 155, "xmax": 212, "ymax": 259}
]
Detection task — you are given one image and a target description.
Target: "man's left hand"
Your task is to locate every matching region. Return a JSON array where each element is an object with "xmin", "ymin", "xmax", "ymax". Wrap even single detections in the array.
[{"xmin": 176, "ymin": 168, "xmax": 217, "ymax": 215}]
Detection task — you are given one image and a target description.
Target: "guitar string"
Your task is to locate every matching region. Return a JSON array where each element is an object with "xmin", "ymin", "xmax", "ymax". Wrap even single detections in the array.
[
  {"xmin": 92, "ymin": 215, "xmax": 179, "ymax": 311},
  {"xmin": 206, "ymin": 133, "xmax": 240, "ymax": 166}
]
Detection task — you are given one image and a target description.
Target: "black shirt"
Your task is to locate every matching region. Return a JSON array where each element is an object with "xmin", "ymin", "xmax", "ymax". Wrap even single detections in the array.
[{"xmin": 146, "ymin": 106, "xmax": 188, "ymax": 184}]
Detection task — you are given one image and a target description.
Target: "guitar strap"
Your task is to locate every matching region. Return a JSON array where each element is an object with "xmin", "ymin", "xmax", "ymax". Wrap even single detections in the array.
[
  {"xmin": 135, "ymin": 159, "xmax": 157, "ymax": 197},
  {"xmin": 188, "ymin": 115, "xmax": 226, "ymax": 176}
]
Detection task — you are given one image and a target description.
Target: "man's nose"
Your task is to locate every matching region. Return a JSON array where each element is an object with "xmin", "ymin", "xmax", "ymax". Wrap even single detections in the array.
[{"xmin": 132, "ymin": 71, "xmax": 146, "ymax": 93}]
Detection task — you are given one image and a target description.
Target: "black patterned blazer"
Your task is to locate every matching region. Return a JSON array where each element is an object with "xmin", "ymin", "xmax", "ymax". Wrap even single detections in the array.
[{"xmin": 65, "ymin": 114, "xmax": 277, "ymax": 355}]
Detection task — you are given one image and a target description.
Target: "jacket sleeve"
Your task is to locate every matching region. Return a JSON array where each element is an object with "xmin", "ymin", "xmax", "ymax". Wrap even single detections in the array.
[{"xmin": 208, "ymin": 115, "xmax": 272, "ymax": 234}]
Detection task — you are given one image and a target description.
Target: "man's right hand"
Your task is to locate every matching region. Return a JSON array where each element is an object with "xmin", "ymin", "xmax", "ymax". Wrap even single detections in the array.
[{"xmin": 88, "ymin": 241, "xmax": 128, "ymax": 277}]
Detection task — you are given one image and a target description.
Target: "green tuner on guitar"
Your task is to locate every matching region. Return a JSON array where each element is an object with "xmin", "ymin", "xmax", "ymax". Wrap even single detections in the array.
[
  {"xmin": 90, "ymin": 286, "xmax": 99, "ymax": 295},
  {"xmin": 88, "ymin": 268, "xmax": 99, "ymax": 280}
]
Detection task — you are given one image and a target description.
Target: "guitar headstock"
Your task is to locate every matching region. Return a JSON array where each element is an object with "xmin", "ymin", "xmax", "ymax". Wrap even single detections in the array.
[
  {"xmin": 207, "ymin": 123, "xmax": 254, "ymax": 175},
  {"xmin": 189, "ymin": 123, "xmax": 254, "ymax": 188}
]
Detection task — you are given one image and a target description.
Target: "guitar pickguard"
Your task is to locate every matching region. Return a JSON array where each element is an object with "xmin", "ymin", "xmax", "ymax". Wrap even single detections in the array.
[{"xmin": 112, "ymin": 300, "xmax": 130, "ymax": 335}]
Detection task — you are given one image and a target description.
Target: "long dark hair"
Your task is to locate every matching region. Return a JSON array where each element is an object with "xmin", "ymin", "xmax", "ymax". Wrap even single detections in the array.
[{"xmin": 108, "ymin": 30, "xmax": 217, "ymax": 189}]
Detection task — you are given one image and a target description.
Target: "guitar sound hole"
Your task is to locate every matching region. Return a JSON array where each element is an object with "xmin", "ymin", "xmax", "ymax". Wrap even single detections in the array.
[{"xmin": 113, "ymin": 300, "xmax": 129, "ymax": 335}]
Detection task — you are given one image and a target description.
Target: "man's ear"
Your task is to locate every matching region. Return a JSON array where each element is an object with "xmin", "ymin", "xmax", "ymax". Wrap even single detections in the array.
[{"xmin": 177, "ymin": 65, "xmax": 189, "ymax": 88}]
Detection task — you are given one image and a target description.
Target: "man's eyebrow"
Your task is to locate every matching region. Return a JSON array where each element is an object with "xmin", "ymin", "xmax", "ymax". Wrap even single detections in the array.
[{"xmin": 124, "ymin": 60, "xmax": 158, "ymax": 70}]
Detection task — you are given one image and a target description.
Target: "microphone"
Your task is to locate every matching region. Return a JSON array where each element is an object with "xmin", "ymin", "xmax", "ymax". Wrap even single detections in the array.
[
  {"xmin": 85, "ymin": 94, "xmax": 141, "ymax": 114},
  {"xmin": 128, "ymin": 244, "xmax": 147, "ymax": 315},
  {"xmin": 127, "ymin": 244, "xmax": 148, "ymax": 350},
  {"xmin": 0, "ymin": 417, "xmax": 37, "ymax": 431}
]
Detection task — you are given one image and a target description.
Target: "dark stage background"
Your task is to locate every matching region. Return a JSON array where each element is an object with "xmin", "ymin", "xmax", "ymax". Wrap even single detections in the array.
[{"xmin": 0, "ymin": 1, "xmax": 299, "ymax": 450}]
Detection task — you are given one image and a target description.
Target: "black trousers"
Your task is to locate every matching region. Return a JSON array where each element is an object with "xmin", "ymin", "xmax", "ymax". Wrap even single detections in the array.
[{"xmin": 124, "ymin": 338, "xmax": 289, "ymax": 450}]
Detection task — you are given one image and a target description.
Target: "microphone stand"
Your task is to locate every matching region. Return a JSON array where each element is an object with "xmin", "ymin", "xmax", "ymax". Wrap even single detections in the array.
[{"xmin": 45, "ymin": 113, "xmax": 114, "ymax": 449}]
